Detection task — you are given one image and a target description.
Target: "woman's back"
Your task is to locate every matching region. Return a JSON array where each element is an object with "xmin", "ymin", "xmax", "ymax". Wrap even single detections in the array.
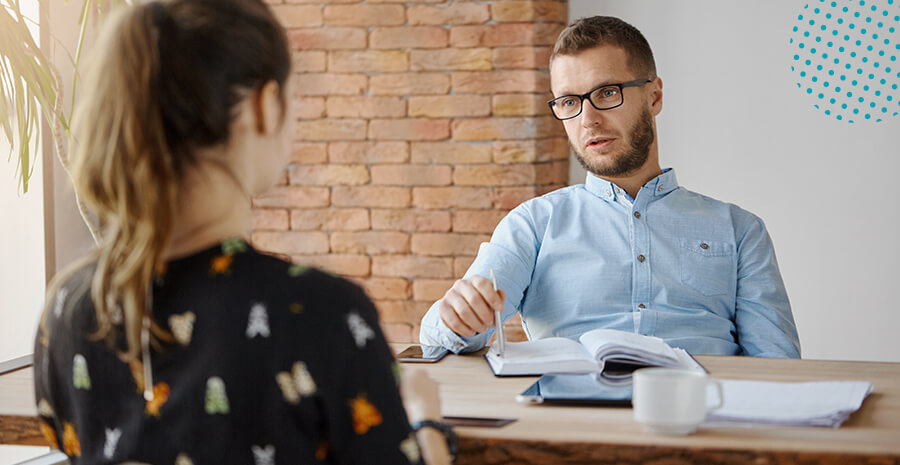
[{"xmin": 36, "ymin": 239, "xmax": 419, "ymax": 464}]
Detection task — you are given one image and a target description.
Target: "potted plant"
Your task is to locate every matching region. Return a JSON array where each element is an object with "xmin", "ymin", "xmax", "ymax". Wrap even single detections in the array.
[{"xmin": 1, "ymin": 0, "xmax": 126, "ymax": 241}]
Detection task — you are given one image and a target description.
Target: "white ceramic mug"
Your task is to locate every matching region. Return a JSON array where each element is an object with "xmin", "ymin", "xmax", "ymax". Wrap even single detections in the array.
[{"xmin": 632, "ymin": 368, "xmax": 724, "ymax": 435}]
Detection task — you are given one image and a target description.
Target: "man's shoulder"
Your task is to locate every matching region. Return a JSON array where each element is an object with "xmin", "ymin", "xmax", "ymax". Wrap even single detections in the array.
[
  {"xmin": 668, "ymin": 187, "xmax": 768, "ymax": 238},
  {"xmin": 670, "ymin": 187, "xmax": 761, "ymax": 219},
  {"xmin": 515, "ymin": 184, "xmax": 585, "ymax": 211}
]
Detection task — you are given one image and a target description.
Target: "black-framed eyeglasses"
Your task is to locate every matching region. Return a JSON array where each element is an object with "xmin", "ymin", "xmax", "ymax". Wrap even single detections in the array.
[{"xmin": 547, "ymin": 79, "xmax": 652, "ymax": 120}]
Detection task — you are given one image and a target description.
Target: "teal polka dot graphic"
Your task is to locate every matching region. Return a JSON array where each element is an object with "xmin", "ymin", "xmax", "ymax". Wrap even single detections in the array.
[{"xmin": 791, "ymin": 0, "xmax": 900, "ymax": 122}]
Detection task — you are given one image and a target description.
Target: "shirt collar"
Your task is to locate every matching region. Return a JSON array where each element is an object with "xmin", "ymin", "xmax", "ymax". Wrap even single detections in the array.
[{"xmin": 584, "ymin": 168, "xmax": 679, "ymax": 202}]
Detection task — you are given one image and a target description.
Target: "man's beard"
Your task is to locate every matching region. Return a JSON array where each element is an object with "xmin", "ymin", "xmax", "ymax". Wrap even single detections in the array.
[{"xmin": 571, "ymin": 107, "xmax": 655, "ymax": 177}]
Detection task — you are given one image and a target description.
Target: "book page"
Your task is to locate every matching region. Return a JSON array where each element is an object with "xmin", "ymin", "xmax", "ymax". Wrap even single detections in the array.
[
  {"xmin": 485, "ymin": 337, "xmax": 599, "ymax": 375},
  {"xmin": 493, "ymin": 337, "xmax": 594, "ymax": 363},
  {"xmin": 577, "ymin": 329, "xmax": 679, "ymax": 366}
]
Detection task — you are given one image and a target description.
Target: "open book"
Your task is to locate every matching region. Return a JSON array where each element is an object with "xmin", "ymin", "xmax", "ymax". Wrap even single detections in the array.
[{"xmin": 484, "ymin": 329, "xmax": 704, "ymax": 385}]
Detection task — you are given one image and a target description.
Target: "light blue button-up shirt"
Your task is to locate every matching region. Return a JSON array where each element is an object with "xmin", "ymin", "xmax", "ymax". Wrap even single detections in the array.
[{"xmin": 420, "ymin": 169, "xmax": 800, "ymax": 358}]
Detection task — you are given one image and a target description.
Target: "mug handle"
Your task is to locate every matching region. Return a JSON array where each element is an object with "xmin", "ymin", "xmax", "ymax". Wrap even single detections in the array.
[{"xmin": 706, "ymin": 379, "xmax": 724, "ymax": 412}]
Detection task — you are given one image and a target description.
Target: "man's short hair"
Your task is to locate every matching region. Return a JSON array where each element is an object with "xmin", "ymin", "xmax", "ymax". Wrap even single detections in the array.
[{"xmin": 551, "ymin": 16, "xmax": 657, "ymax": 79}]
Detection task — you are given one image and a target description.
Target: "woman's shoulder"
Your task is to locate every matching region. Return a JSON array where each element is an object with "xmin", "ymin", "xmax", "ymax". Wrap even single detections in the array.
[{"xmin": 236, "ymin": 245, "xmax": 375, "ymax": 318}]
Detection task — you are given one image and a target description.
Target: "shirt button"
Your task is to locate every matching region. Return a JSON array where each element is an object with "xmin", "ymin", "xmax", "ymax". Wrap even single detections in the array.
[
  {"xmin": 637, "ymin": 254, "xmax": 645, "ymax": 262},
  {"xmin": 633, "ymin": 211, "xmax": 641, "ymax": 219},
  {"xmin": 606, "ymin": 190, "xmax": 612, "ymax": 197},
  {"xmin": 638, "ymin": 304, "xmax": 646, "ymax": 309},
  {"xmin": 700, "ymin": 243, "xmax": 709, "ymax": 250},
  {"xmin": 615, "ymin": 188, "xmax": 621, "ymax": 194},
  {"xmin": 658, "ymin": 186, "xmax": 664, "ymax": 192}
]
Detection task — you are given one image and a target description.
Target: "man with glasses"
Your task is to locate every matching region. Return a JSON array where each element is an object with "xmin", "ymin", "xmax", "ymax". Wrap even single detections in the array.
[{"xmin": 419, "ymin": 16, "xmax": 800, "ymax": 359}]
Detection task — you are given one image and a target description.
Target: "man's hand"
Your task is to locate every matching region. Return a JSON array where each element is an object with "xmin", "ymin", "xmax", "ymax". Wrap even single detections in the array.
[{"xmin": 437, "ymin": 276, "xmax": 505, "ymax": 337}]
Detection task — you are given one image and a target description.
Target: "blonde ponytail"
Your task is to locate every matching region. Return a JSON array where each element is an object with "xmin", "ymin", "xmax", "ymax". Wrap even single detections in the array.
[
  {"xmin": 70, "ymin": 2, "xmax": 177, "ymax": 360},
  {"xmin": 62, "ymin": 0, "xmax": 290, "ymax": 361}
]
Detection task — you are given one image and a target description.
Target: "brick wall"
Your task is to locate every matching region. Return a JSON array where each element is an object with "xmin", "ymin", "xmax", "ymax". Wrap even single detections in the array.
[{"xmin": 254, "ymin": 0, "xmax": 570, "ymax": 343}]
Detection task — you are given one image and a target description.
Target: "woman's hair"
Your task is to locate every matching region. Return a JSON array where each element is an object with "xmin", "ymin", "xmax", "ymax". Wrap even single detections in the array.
[{"xmin": 63, "ymin": 0, "xmax": 290, "ymax": 360}]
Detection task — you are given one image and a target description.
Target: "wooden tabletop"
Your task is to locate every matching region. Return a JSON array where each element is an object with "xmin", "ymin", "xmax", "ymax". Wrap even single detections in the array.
[
  {"xmin": 404, "ymin": 348, "xmax": 900, "ymax": 464},
  {"xmin": 4, "ymin": 353, "xmax": 900, "ymax": 464}
]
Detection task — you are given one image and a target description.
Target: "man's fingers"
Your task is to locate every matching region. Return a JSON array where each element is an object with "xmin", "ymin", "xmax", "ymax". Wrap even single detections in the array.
[
  {"xmin": 453, "ymin": 279, "xmax": 496, "ymax": 329},
  {"xmin": 439, "ymin": 300, "xmax": 477, "ymax": 337},
  {"xmin": 469, "ymin": 275, "xmax": 505, "ymax": 314},
  {"xmin": 441, "ymin": 287, "xmax": 488, "ymax": 335}
]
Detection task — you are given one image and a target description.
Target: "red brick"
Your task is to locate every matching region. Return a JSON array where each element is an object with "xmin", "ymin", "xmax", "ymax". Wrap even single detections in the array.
[
  {"xmin": 492, "ymin": 186, "xmax": 539, "ymax": 209},
  {"xmin": 493, "ymin": 137, "xmax": 570, "ymax": 163},
  {"xmin": 296, "ymin": 119, "xmax": 367, "ymax": 141},
  {"xmin": 368, "ymin": 0, "xmax": 444, "ymax": 3},
  {"xmin": 410, "ymin": 141, "xmax": 492, "ymax": 164},
  {"xmin": 454, "ymin": 164, "xmax": 536, "ymax": 186},
  {"xmin": 449, "ymin": 23, "xmax": 563, "ymax": 47},
  {"xmin": 287, "ymin": 0, "xmax": 360, "ymax": 3},
  {"xmin": 411, "ymin": 233, "xmax": 488, "ymax": 256},
  {"xmin": 291, "ymin": 208, "xmax": 370, "ymax": 231},
  {"xmin": 380, "ymin": 322, "xmax": 414, "ymax": 344},
  {"xmin": 371, "ymin": 165, "xmax": 452, "ymax": 186},
  {"xmin": 370, "ymin": 73, "xmax": 450, "ymax": 95},
  {"xmin": 412, "ymin": 279, "xmax": 455, "ymax": 302},
  {"xmin": 407, "ymin": 95, "xmax": 491, "ymax": 118},
  {"xmin": 492, "ymin": 46, "xmax": 551, "ymax": 69},
  {"xmin": 252, "ymin": 231, "xmax": 330, "ymax": 255},
  {"xmin": 490, "ymin": 1, "xmax": 567, "ymax": 23},
  {"xmin": 271, "ymin": 5, "xmax": 322, "ymax": 27},
  {"xmin": 288, "ymin": 28, "xmax": 366, "ymax": 50},
  {"xmin": 354, "ymin": 277, "xmax": 411, "ymax": 300},
  {"xmin": 410, "ymin": 48, "xmax": 491, "ymax": 71},
  {"xmin": 329, "ymin": 141, "xmax": 409, "ymax": 164},
  {"xmin": 451, "ymin": 116, "xmax": 562, "ymax": 140},
  {"xmin": 331, "ymin": 231, "xmax": 410, "ymax": 254},
  {"xmin": 332, "ymin": 186, "xmax": 411, "ymax": 208},
  {"xmin": 288, "ymin": 164, "xmax": 369, "ymax": 185},
  {"xmin": 412, "ymin": 187, "xmax": 492, "ymax": 209},
  {"xmin": 326, "ymin": 96, "xmax": 406, "ymax": 118},
  {"xmin": 294, "ymin": 96, "xmax": 326, "ymax": 119},
  {"xmin": 453, "ymin": 255, "xmax": 476, "ymax": 277},
  {"xmin": 292, "ymin": 51, "xmax": 326, "ymax": 72},
  {"xmin": 370, "ymin": 27, "xmax": 448, "ymax": 49},
  {"xmin": 375, "ymin": 300, "xmax": 431, "ymax": 322},
  {"xmin": 408, "ymin": 4, "xmax": 489, "ymax": 25},
  {"xmin": 328, "ymin": 50, "xmax": 409, "ymax": 73},
  {"xmin": 296, "ymin": 73, "xmax": 366, "ymax": 96},
  {"xmin": 292, "ymin": 254, "xmax": 370, "ymax": 277},
  {"xmin": 253, "ymin": 186, "xmax": 330, "ymax": 208},
  {"xmin": 290, "ymin": 142, "xmax": 327, "ymax": 163},
  {"xmin": 323, "ymin": 4, "xmax": 405, "ymax": 26},
  {"xmin": 372, "ymin": 255, "xmax": 454, "ymax": 278},
  {"xmin": 492, "ymin": 93, "xmax": 549, "ymax": 116},
  {"xmin": 371, "ymin": 209, "xmax": 451, "ymax": 232},
  {"xmin": 535, "ymin": 160, "xmax": 569, "ymax": 185},
  {"xmin": 252, "ymin": 209, "xmax": 290, "ymax": 231},
  {"xmin": 369, "ymin": 119, "xmax": 450, "ymax": 141},
  {"xmin": 452, "ymin": 70, "xmax": 549, "ymax": 94},
  {"xmin": 452, "ymin": 210, "xmax": 507, "ymax": 233}
]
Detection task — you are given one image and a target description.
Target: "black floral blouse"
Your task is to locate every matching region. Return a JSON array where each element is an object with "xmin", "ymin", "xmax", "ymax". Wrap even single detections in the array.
[{"xmin": 34, "ymin": 239, "xmax": 421, "ymax": 465}]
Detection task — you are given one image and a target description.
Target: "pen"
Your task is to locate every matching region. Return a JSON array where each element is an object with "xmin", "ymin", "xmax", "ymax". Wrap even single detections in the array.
[{"xmin": 490, "ymin": 269, "xmax": 505, "ymax": 357}]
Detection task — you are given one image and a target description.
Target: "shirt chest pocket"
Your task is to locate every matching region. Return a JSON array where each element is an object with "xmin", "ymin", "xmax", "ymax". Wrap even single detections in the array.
[{"xmin": 678, "ymin": 238, "xmax": 736, "ymax": 297}]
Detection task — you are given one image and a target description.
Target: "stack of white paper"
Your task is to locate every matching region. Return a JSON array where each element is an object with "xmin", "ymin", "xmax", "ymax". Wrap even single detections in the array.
[{"xmin": 705, "ymin": 380, "xmax": 873, "ymax": 428}]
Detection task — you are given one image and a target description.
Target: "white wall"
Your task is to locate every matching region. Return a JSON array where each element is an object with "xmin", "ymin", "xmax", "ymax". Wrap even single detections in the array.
[
  {"xmin": 569, "ymin": 0, "xmax": 900, "ymax": 362},
  {"xmin": 0, "ymin": 138, "xmax": 46, "ymax": 371},
  {"xmin": 0, "ymin": 0, "xmax": 95, "ymax": 371},
  {"xmin": 0, "ymin": 0, "xmax": 46, "ymax": 372}
]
